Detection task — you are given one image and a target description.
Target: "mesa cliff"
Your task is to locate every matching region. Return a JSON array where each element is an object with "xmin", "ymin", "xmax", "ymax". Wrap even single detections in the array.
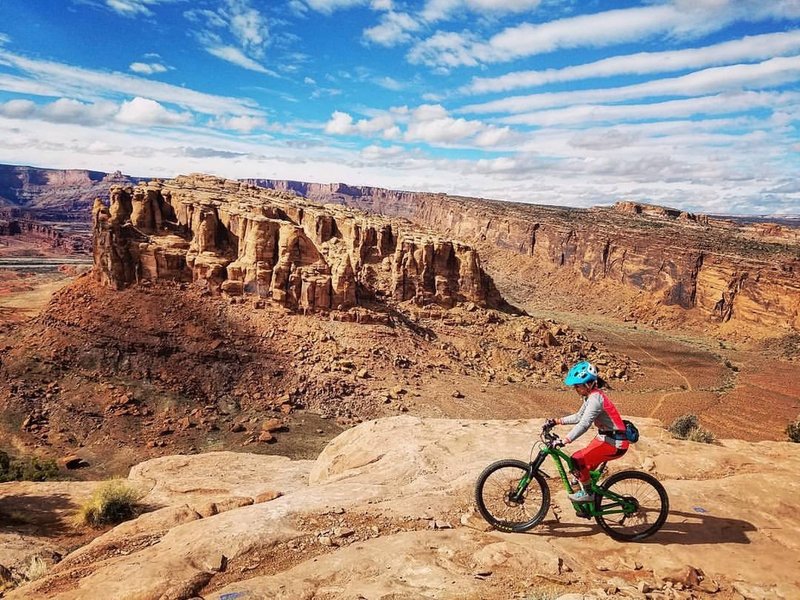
[
  {"xmin": 250, "ymin": 180, "xmax": 800, "ymax": 337},
  {"xmin": 92, "ymin": 174, "xmax": 505, "ymax": 313}
]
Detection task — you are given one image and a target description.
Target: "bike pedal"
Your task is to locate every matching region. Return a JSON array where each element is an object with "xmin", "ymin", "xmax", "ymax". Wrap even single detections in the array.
[{"xmin": 574, "ymin": 510, "xmax": 592, "ymax": 519}]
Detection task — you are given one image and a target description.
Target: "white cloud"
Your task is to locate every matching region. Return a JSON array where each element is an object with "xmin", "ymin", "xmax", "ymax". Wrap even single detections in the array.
[
  {"xmin": 204, "ymin": 45, "xmax": 274, "ymax": 74},
  {"xmin": 465, "ymin": 30, "xmax": 800, "ymax": 95},
  {"xmin": 422, "ymin": 0, "xmax": 542, "ymax": 22},
  {"xmin": 363, "ymin": 11, "xmax": 420, "ymax": 47},
  {"xmin": 0, "ymin": 97, "xmax": 119, "ymax": 125},
  {"xmin": 226, "ymin": 0, "xmax": 269, "ymax": 57},
  {"xmin": 324, "ymin": 111, "xmax": 355, "ymax": 134},
  {"xmin": 129, "ymin": 61, "xmax": 168, "ymax": 74},
  {"xmin": 115, "ymin": 97, "xmax": 191, "ymax": 125},
  {"xmin": 0, "ymin": 99, "xmax": 36, "ymax": 118},
  {"xmin": 462, "ymin": 56, "xmax": 800, "ymax": 115},
  {"xmin": 213, "ymin": 114, "xmax": 267, "ymax": 132},
  {"xmin": 102, "ymin": 0, "xmax": 177, "ymax": 17},
  {"xmin": 187, "ymin": 1, "xmax": 272, "ymax": 71},
  {"xmin": 303, "ymin": 0, "xmax": 369, "ymax": 14},
  {"xmin": 360, "ymin": 144, "xmax": 405, "ymax": 159},
  {"xmin": 375, "ymin": 76, "xmax": 405, "ymax": 91},
  {"xmin": 411, "ymin": 1, "xmax": 800, "ymax": 68},
  {"xmin": 501, "ymin": 91, "xmax": 800, "ymax": 127},
  {"xmin": 0, "ymin": 49, "xmax": 263, "ymax": 117}
]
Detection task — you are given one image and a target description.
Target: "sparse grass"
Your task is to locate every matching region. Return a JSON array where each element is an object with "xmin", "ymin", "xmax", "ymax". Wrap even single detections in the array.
[
  {"xmin": 787, "ymin": 416, "xmax": 800, "ymax": 443},
  {"xmin": 524, "ymin": 587, "xmax": 560, "ymax": 600},
  {"xmin": 0, "ymin": 450, "xmax": 60, "ymax": 482},
  {"xmin": 76, "ymin": 479, "xmax": 144, "ymax": 528},
  {"xmin": 24, "ymin": 556, "xmax": 48, "ymax": 582},
  {"xmin": 668, "ymin": 414, "xmax": 716, "ymax": 444}
]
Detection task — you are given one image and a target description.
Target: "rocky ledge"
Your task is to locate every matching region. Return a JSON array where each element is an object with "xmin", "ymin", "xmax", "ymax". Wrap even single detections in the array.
[{"xmin": 92, "ymin": 174, "xmax": 504, "ymax": 313}]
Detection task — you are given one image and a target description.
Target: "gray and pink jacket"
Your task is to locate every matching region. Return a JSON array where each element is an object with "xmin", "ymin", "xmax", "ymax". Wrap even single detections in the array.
[{"xmin": 561, "ymin": 389, "xmax": 628, "ymax": 448}]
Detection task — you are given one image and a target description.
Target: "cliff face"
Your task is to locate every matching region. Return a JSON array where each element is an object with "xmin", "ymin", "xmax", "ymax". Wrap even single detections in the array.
[
  {"xmin": 92, "ymin": 174, "xmax": 504, "ymax": 313},
  {"xmin": 0, "ymin": 164, "xmax": 140, "ymax": 214},
  {"xmin": 250, "ymin": 180, "xmax": 800, "ymax": 335}
]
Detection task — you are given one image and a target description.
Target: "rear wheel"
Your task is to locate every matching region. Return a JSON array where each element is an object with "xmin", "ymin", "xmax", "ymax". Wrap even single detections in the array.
[
  {"xmin": 474, "ymin": 459, "xmax": 550, "ymax": 533},
  {"xmin": 594, "ymin": 470, "xmax": 669, "ymax": 541}
]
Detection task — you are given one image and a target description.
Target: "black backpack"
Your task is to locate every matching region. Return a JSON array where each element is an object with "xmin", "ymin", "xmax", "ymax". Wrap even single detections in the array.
[{"xmin": 623, "ymin": 420, "xmax": 640, "ymax": 443}]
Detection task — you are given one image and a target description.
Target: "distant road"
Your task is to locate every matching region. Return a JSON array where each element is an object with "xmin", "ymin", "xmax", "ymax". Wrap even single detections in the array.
[{"xmin": 0, "ymin": 257, "xmax": 93, "ymax": 270}]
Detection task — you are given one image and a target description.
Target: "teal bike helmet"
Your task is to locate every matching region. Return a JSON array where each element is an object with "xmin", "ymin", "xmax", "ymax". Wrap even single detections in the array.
[{"xmin": 564, "ymin": 360, "xmax": 598, "ymax": 386}]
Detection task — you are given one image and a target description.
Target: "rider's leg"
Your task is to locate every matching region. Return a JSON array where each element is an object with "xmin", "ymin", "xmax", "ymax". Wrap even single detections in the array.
[{"xmin": 568, "ymin": 438, "xmax": 626, "ymax": 501}]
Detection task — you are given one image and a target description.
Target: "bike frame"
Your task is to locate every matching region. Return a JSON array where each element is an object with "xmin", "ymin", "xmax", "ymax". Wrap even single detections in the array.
[{"xmin": 519, "ymin": 443, "xmax": 636, "ymax": 518}]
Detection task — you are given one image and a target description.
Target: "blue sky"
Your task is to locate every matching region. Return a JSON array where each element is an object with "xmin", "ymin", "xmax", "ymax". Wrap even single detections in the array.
[{"xmin": 0, "ymin": 0, "xmax": 799, "ymax": 215}]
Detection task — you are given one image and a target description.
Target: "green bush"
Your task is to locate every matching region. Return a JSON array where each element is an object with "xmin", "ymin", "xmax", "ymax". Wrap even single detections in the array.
[
  {"xmin": 787, "ymin": 417, "xmax": 800, "ymax": 443},
  {"xmin": 668, "ymin": 414, "xmax": 715, "ymax": 444},
  {"xmin": 76, "ymin": 479, "xmax": 144, "ymax": 528},
  {"xmin": 0, "ymin": 450, "xmax": 60, "ymax": 482}
]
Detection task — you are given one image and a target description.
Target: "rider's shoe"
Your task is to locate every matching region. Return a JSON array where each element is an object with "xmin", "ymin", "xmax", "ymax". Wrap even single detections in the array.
[{"xmin": 568, "ymin": 488, "xmax": 594, "ymax": 503}]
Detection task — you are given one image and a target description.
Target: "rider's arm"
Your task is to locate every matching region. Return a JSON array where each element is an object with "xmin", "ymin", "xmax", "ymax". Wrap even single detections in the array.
[
  {"xmin": 564, "ymin": 392, "xmax": 604, "ymax": 443},
  {"xmin": 558, "ymin": 400, "xmax": 586, "ymax": 426}
]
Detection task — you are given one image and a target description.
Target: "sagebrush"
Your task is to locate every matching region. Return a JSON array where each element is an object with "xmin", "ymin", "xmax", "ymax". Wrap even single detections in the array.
[
  {"xmin": 787, "ymin": 416, "xmax": 800, "ymax": 443},
  {"xmin": 668, "ymin": 414, "xmax": 715, "ymax": 444}
]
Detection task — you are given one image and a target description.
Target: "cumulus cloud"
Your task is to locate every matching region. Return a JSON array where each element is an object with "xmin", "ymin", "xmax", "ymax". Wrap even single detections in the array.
[
  {"xmin": 212, "ymin": 114, "xmax": 267, "ymax": 132},
  {"xmin": 0, "ymin": 97, "xmax": 117, "ymax": 125},
  {"xmin": 0, "ymin": 99, "xmax": 36, "ymax": 118},
  {"xmin": 115, "ymin": 97, "xmax": 191, "ymax": 126}
]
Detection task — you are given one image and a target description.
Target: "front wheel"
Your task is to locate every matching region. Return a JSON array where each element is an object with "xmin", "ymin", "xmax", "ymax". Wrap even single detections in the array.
[
  {"xmin": 474, "ymin": 459, "xmax": 550, "ymax": 533},
  {"xmin": 594, "ymin": 470, "xmax": 669, "ymax": 541}
]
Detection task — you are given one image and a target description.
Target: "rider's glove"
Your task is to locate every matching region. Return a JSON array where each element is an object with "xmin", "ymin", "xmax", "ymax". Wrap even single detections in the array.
[{"xmin": 543, "ymin": 418, "xmax": 557, "ymax": 429}]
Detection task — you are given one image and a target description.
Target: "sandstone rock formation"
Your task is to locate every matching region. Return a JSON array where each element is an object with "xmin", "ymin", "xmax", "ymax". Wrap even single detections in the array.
[
  {"xmin": 93, "ymin": 174, "xmax": 504, "ymax": 312},
  {"xmin": 5, "ymin": 416, "xmax": 799, "ymax": 599},
  {"xmin": 250, "ymin": 180, "xmax": 800, "ymax": 337}
]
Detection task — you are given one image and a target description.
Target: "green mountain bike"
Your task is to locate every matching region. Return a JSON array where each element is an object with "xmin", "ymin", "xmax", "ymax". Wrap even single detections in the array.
[{"xmin": 475, "ymin": 423, "xmax": 669, "ymax": 541}]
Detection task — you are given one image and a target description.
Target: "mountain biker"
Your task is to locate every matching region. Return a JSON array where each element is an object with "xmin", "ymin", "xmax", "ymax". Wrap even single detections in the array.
[{"xmin": 545, "ymin": 361, "xmax": 628, "ymax": 503}]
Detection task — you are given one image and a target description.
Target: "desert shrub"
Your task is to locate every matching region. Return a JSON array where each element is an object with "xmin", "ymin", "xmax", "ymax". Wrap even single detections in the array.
[
  {"xmin": 76, "ymin": 479, "xmax": 143, "ymax": 528},
  {"xmin": 668, "ymin": 414, "xmax": 715, "ymax": 444},
  {"xmin": 24, "ymin": 556, "xmax": 48, "ymax": 582},
  {"xmin": 686, "ymin": 426, "xmax": 716, "ymax": 444},
  {"xmin": 668, "ymin": 414, "xmax": 699, "ymax": 438},
  {"xmin": 787, "ymin": 416, "xmax": 800, "ymax": 443},
  {"xmin": 0, "ymin": 450, "xmax": 59, "ymax": 482}
]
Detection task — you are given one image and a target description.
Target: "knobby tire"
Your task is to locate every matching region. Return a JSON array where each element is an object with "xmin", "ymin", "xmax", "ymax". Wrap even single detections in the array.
[
  {"xmin": 594, "ymin": 470, "xmax": 669, "ymax": 542},
  {"xmin": 474, "ymin": 459, "xmax": 550, "ymax": 533}
]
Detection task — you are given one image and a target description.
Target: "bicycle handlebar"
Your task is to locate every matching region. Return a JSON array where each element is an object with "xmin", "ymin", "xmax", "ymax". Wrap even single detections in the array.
[{"xmin": 540, "ymin": 424, "xmax": 564, "ymax": 448}]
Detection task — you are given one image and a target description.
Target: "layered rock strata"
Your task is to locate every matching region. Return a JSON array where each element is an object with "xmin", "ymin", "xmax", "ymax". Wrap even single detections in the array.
[
  {"xmin": 250, "ymin": 180, "xmax": 800, "ymax": 334},
  {"xmin": 92, "ymin": 174, "xmax": 503, "ymax": 312}
]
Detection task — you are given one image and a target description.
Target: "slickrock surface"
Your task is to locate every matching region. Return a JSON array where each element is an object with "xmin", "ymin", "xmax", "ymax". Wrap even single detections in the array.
[
  {"xmin": 3, "ymin": 416, "xmax": 798, "ymax": 599},
  {"xmin": 93, "ymin": 174, "xmax": 504, "ymax": 313},
  {"xmin": 251, "ymin": 180, "xmax": 800, "ymax": 340}
]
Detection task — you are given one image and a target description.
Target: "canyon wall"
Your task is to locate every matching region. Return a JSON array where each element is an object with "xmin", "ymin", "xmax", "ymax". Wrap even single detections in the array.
[
  {"xmin": 92, "ymin": 174, "xmax": 504, "ymax": 313},
  {"xmin": 250, "ymin": 180, "xmax": 800, "ymax": 334},
  {"xmin": 0, "ymin": 164, "xmax": 141, "ymax": 213}
]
